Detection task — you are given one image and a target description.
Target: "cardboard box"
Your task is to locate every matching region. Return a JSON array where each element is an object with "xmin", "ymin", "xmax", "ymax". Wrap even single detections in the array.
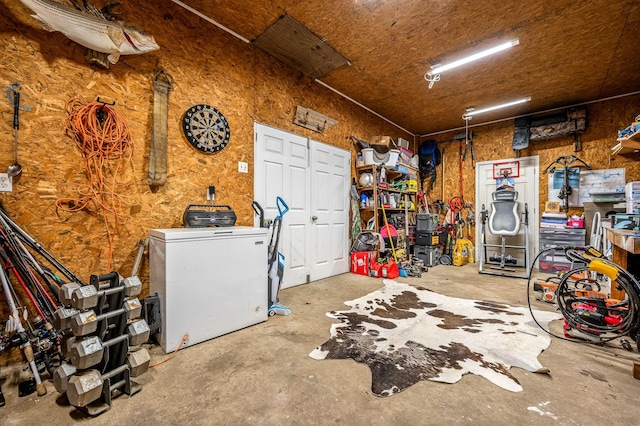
[
  {"xmin": 545, "ymin": 201, "xmax": 561, "ymax": 212},
  {"xmin": 369, "ymin": 135, "xmax": 394, "ymax": 146}
]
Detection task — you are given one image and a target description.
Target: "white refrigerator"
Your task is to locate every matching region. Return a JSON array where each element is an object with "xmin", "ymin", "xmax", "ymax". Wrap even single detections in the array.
[{"xmin": 149, "ymin": 226, "xmax": 269, "ymax": 353}]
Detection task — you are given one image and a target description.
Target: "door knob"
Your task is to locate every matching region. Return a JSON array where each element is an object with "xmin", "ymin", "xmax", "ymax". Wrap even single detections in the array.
[{"xmin": 312, "ymin": 215, "xmax": 318, "ymax": 221}]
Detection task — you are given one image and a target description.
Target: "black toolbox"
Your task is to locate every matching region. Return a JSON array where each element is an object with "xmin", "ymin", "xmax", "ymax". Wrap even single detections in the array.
[
  {"xmin": 415, "ymin": 231, "xmax": 442, "ymax": 246},
  {"xmin": 414, "ymin": 245, "xmax": 441, "ymax": 267}
]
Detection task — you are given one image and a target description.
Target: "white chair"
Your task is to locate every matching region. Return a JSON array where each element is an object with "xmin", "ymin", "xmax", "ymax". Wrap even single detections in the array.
[
  {"xmin": 489, "ymin": 190, "xmax": 521, "ymax": 237},
  {"xmin": 479, "ymin": 190, "xmax": 530, "ymax": 278}
]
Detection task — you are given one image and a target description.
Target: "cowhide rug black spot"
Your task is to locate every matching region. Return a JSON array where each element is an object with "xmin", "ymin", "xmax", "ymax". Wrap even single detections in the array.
[{"xmin": 309, "ymin": 279, "xmax": 561, "ymax": 396}]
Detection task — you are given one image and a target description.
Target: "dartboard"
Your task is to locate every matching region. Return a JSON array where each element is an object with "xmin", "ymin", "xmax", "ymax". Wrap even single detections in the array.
[{"xmin": 182, "ymin": 104, "xmax": 230, "ymax": 153}]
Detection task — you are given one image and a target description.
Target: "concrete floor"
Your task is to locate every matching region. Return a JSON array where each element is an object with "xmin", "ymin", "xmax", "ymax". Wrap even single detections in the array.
[{"xmin": 1, "ymin": 263, "xmax": 639, "ymax": 425}]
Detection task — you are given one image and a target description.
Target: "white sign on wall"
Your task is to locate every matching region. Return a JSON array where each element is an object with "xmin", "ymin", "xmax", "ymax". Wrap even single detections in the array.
[{"xmin": 547, "ymin": 168, "xmax": 625, "ymax": 207}]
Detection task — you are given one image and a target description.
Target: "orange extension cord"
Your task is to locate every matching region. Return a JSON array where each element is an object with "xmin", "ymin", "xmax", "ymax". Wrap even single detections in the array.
[
  {"xmin": 150, "ymin": 333, "xmax": 189, "ymax": 368},
  {"xmin": 57, "ymin": 98, "xmax": 133, "ymax": 270}
]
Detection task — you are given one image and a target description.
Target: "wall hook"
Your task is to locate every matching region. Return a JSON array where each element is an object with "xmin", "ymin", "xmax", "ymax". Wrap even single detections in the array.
[{"xmin": 95, "ymin": 97, "xmax": 116, "ymax": 125}]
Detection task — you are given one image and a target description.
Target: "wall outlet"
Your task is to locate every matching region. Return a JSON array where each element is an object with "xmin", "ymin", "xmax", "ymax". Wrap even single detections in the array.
[
  {"xmin": 238, "ymin": 162, "xmax": 249, "ymax": 173},
  {"xmin": 0, "ymin": 173, "xmax": 12, "ymax": 192}
]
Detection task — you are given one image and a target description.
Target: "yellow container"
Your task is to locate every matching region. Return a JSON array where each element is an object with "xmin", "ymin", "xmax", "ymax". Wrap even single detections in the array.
[{"xmin": 452, "ymin": 239, "xmax": 474, "ymax": 266}]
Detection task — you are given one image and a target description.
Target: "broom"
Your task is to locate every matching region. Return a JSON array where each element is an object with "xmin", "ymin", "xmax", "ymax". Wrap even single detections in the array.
[{"xmin": 380, "ymin": 197, "xmax": 408, "ymax": 278}]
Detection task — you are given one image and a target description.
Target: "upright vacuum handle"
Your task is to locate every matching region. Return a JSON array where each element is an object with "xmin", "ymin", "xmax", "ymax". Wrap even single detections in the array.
[{"xmin": 276, "ymin": 197, "xmax": 289, "ymax": 219}]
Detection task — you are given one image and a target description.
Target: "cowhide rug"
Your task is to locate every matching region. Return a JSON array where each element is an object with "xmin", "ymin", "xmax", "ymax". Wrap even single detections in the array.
[{"xmin": 309, "ymin": 279, "xmax": 561, "ymax": 396}]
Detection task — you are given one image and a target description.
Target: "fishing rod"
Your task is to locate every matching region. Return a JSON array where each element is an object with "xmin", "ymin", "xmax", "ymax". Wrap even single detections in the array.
[
  {"xmin": 7, "ymin": 234, "xmax": 59, "ymax": 316},
  {"xmin": 0, "ymin": 265, "xmax": 47, "ymax": 396},
  {"xmin": 0, "ymin": 236, "xmax": 62, "ymax": 379},
  {"xmin": 0, "ymin": 208, "xmax": 87, "ymax": 286},
  {"xmin": 0, "ymin": 225, "xmax": 58, "ymax": 320},
  {"xmin": 0, "ymin": 231, "xmax": 61, "ymax": 358},
  {"xmin": 1, "ymin": 261, "xmax": 61, "ymax": 379},
  {"xmin": 0, "ymin": 249, "xmax": 46, "ymax": 321},
  {"xmin": 11, "ymin": 228, "xmax": 61, "ymax": 301}
]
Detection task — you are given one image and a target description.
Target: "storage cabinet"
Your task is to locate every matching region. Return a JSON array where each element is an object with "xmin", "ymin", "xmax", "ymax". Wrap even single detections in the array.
[
  {"xmin": 539, "ymin": 227, "xmax": 586, "ymax": 273},
  {"xmin": 355, "ymin": 164, "xmax": 419, "ymax": 247}
]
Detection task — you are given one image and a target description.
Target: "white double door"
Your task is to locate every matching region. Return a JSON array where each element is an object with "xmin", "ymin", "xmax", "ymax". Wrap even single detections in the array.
[
  {"xmin": 475, "ymin": 156, "xmax": 539, "ymax": 268},
  {"xmin": 254, "ymin": 123, "xmax": 351, "ymax": 288}
]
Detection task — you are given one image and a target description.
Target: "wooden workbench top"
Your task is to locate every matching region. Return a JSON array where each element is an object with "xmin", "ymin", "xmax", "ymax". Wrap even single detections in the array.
[{"xmin": 605, "ymin": 228, "xmax": 640, "ymax": 254}]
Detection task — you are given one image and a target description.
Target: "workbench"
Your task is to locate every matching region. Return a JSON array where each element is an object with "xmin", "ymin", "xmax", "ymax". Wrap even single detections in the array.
[{"xmin": 605, "ymin": 228, "xmax": 640, "ymax": 299}]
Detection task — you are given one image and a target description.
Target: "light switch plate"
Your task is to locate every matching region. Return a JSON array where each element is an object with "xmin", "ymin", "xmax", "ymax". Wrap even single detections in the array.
[{"xmin": 238, "ymin": 162, "xmax": 249, "ymax": 173}]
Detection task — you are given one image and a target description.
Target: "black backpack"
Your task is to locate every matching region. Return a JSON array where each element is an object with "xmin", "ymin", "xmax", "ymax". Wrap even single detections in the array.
[{"xmin": 418, "ymin": 140, "xmax": 441, "ymax": 187}]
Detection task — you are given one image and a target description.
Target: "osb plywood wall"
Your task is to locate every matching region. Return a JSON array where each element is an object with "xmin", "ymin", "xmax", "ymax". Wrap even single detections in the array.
[
  {"xmin": 0, "ymin": 0, "xmax": 412, "ymax": 309},
  {"xmin": 429, "ymin": 94, "xmax": 640, "ymax": 219}
]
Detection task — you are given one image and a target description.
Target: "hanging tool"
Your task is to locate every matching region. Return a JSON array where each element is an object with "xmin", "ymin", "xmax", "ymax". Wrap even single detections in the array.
[
  {"xmin": 447, "ymin": 196, "xmax": 464, "ymax": 226},
  {"xmin": 459, "ymin": 132, "xmax": 465, "ymax": 198},
  {"xmin": 441, "ymin": 147, "xmax": 445, "ymax": 200},
  {"xmin": 466, "ymin": 205, "xmax": 475, "ymax": 242},
  {"xmin": 462, "ymin": 132, "xmax": 475, "ymax": 167},
  {"xmin": 6, "ymin": 83, "xmax": 30, "ymax": 178}
]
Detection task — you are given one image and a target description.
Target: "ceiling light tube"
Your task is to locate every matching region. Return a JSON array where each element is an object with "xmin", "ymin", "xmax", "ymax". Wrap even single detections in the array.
[
  {"xmin": 462, "ymin": 97, "xmax": 531, "ymax": 120},
  {"xmin": 425, "ymin": 39, "xmax": 519, "ymax": 88},
  {"xmin": 428, "ymin": 39, "xmax": 519, "ymax": 76}
]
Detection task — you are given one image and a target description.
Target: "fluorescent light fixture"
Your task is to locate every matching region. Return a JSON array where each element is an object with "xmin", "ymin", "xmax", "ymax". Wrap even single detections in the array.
[
  {"xmin": 462, "ymin": 97, "xmax": 531, "ymax": 120},
  {"xmin": 425, "ymin": 39, "xmax": 519, "ymax": 88}
]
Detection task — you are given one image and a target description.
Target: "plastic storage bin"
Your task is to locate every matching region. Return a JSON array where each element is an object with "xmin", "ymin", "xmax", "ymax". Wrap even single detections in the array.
[{"xmin": 362, "ymin": 148, "xmax": 400, "ymax": 167}]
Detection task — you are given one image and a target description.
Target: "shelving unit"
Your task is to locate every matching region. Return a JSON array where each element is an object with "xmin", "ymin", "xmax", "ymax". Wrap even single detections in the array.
[
  {"xmin": 611, "ymin": 129, "xmax": 640, "ymax": 156},
  {"xmin": 355, "ymin": 164, "xmax": 419, "ymax": 245}
]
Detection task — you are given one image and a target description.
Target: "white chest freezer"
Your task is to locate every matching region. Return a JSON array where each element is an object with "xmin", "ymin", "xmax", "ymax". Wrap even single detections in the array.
[{"xmin": 149, "ymin": 226, "xmax": 268, "ymax": 353}]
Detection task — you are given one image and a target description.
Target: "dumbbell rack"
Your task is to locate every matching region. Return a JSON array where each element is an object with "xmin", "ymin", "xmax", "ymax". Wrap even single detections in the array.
[{"xmin": 54, "ymin": 272, "xmax": 148, "ymax": 416}]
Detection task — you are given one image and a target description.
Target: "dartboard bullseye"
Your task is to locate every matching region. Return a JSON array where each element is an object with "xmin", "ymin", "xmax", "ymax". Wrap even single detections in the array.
[{"xmin": 182, "ymin": 104, "xmax": 230, "ymax": 153}]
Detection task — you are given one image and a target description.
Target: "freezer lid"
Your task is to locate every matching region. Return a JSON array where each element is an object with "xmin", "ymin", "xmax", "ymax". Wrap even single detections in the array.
[{"xmin": 149, "ymin": 226, "xmax": 268, "ymax": 241}]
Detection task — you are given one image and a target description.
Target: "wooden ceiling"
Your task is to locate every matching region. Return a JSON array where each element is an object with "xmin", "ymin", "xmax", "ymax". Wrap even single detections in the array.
[{"xmin": 178, "ymin": 0, "xmax": 640, "ymax": 136}]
